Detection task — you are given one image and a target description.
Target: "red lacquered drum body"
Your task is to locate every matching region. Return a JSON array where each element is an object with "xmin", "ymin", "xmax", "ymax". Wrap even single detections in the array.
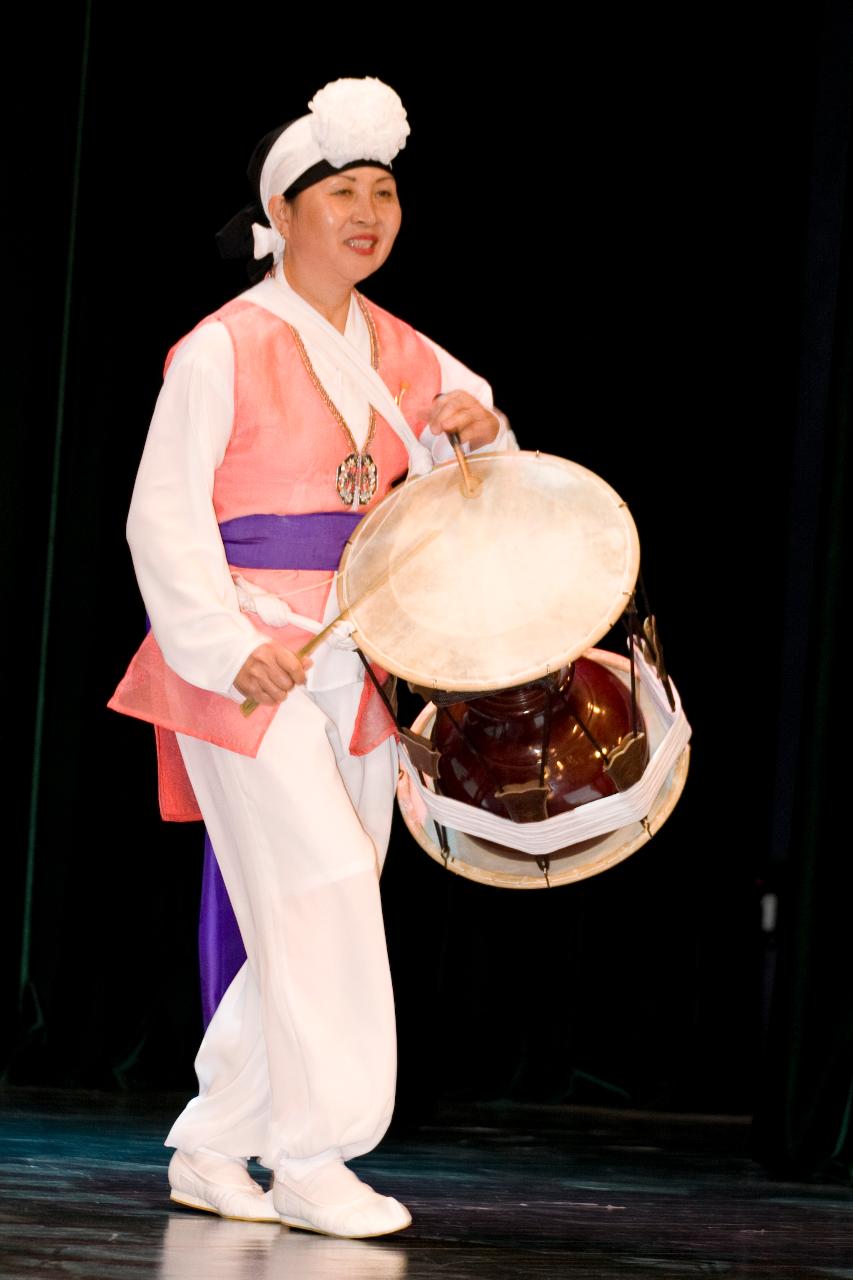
[{"xmin": 432, "ymin": 657, "xmax": 648, "ymax": 819}]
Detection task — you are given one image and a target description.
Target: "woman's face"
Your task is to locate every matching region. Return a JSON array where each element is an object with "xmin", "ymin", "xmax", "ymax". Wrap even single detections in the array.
[{"xmin": 271, "ymin": 166, "xmax": 402, "ymax": 291}]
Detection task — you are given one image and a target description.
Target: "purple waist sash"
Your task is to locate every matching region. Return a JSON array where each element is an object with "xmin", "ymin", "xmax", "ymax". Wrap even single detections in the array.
[
  {"xmin": 200, "ymin": 508, "xmax": 363, "ymax": 1027},
  {"xmin": 218, "ymin": 511, "xmax": 362, "ymax": 570}
]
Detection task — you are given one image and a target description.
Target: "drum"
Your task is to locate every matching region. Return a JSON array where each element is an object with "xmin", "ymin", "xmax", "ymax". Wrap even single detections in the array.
[{"xmin": 338, "ymin": 451, "xmax": 691, "ymax": 888}]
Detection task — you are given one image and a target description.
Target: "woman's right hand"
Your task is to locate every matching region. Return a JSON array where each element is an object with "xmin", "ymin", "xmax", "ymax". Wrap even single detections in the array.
[{"xmin": 233, "ymin": 643, "xmax": 311, "ymax": 705}]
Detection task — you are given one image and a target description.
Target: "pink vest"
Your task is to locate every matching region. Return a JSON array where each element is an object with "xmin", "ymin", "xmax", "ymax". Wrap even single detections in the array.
[{"xmin": 109, "ymin": 293, "xmax": 441, "ymax": 820}]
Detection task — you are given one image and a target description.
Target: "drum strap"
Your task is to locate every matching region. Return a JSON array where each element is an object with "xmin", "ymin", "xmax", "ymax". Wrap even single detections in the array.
[
  {"xmin": 631, "ymin": 572, "xmax": 676, "ymax": 710},
  {"xmin": 623, "ymin": 594, "xmax": 640, "ymax": 736},
  {"xmin": 539, "ymin": 689, "xmax": 553, "ymax": 789},
  {"xmin": 555, "ymin": 684, "xmax": 609, "ymax": 757}
]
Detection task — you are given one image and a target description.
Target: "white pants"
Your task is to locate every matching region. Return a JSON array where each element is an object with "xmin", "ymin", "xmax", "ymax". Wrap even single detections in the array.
[{"xmin": 165, "ymin": 683, "xmax": 399, "ymax": 1171}]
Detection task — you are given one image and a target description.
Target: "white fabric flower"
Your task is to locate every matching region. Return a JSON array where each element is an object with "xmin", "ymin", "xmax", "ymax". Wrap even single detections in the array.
[{"xmin": 308, "ymin": 77, "xmax": 410, "ymax": 168}]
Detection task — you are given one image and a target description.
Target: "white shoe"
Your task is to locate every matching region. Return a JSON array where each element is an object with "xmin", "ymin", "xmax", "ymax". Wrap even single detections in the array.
[
  {"xmin": 273, "ymin": 1159, "xmax": 411, "ymax": 1239},
  {"xmin": 168, "ymin": 1149, "xmax": 280, "ymax": 1223}
]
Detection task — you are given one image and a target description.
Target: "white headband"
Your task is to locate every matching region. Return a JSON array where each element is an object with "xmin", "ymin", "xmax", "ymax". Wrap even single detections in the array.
[{"xmin": 252, "ymin": 77, "xmax": 410, "ymax": 265}]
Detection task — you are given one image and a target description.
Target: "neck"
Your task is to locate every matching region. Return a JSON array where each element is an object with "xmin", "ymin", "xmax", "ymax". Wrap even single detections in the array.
[{"xmin": 282, "ymin": 258, "xmax": 352, "ymax": 333}]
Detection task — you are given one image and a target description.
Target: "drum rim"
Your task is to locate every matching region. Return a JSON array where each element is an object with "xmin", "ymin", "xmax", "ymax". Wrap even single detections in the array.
[{"xmin": 339, "ymin": 450, "xmax": 641, "ymax": 691}]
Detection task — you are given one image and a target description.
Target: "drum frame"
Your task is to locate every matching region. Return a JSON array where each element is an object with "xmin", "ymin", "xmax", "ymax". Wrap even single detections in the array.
[{"xmin": 396, "ymin": 649, "xmax": 690, "ymax": 889}]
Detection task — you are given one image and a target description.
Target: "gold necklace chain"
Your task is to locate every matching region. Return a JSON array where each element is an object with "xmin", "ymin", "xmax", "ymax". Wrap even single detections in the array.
[
  {"xmin": 288, "ymin": 292, "xmax": 380, "ymax": 455},
  {"xmin": 288, "ymin": 294, "xmax": 382, "ymax": 508}
]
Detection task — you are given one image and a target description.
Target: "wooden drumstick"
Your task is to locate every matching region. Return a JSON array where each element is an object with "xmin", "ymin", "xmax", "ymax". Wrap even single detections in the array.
[
  {"xmin": 239, "ymin": 528, "xmax": 440, "ymax": 717},
  {"xmin": 447, "ymin": 431, "xmax": 482, "ymax": 498}
]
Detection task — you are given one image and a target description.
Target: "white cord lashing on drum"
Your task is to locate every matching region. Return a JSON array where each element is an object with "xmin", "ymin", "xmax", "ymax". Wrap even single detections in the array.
[{"xmin": 398, "ymin": 647, "xmax": 691, "ymax": 858}]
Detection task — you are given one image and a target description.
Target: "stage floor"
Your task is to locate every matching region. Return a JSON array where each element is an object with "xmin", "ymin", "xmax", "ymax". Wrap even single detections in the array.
[{"xmin": 1, "ymin": 1088, "xmax": 851, "ymax": 1278}]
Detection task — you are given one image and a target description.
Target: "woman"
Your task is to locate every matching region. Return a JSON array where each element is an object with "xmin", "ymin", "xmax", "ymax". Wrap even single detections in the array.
[{"xmin": 110, "ymin": 77, "xmax": 507, "ymax": 1239}]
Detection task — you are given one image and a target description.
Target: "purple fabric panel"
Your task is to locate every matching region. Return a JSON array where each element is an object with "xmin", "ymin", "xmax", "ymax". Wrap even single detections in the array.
[
  {"xmin": 199, "ymin": 832, "xmax": 247, "ymax": 1029},
  {"xmin": 219, "ymin": 511, "xmax": 362, "ymax": 570}
]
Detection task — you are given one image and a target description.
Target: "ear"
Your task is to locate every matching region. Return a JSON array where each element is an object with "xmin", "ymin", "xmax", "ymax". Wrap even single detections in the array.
[{"xmin": 268, "ymin": 194, "xmax": 291, "ymax": 238}]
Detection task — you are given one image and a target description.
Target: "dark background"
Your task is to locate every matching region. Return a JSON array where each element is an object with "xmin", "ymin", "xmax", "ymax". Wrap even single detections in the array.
[{"xmin": 3, "ymin": 2, "xmax": 850, "ymax": 1174}]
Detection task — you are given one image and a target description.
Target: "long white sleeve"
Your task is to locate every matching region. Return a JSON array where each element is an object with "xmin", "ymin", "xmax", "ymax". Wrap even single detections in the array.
[{"xmin": 127, "ymin": 323, "xmax": 263, "ymax": 694}]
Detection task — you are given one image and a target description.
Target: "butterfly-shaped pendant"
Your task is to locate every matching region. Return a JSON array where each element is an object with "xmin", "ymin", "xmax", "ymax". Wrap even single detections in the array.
[{"xmin": 336, "ymin": 452, "xmax": 378, "ymax": 507}]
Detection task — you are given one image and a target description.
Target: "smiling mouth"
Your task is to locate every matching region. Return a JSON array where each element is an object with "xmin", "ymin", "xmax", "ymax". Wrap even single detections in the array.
[{"xmin": 345, "ymin": 237, "xmax": 378, "ymax": 254}]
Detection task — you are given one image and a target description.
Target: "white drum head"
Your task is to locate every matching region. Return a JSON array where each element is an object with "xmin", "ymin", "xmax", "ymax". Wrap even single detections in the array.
[{"xmin": 339, "ymin": 451, "xmax": 640, "ymax": 691}]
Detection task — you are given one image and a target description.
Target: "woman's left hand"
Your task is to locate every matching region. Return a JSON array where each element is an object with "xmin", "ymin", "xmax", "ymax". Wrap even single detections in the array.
[{"xmin": 427, "ymin": 391, "xmax": 500, "ymax": 449}]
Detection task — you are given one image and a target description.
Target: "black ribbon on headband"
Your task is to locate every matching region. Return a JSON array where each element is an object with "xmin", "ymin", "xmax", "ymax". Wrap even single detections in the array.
[
  {"xmin": 215, "ymin": 119, "xmax": 293, "ymax": 282},
  {"xmin": 215, "ymin": 201, "xmax": 271, "ymax": 283}
]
